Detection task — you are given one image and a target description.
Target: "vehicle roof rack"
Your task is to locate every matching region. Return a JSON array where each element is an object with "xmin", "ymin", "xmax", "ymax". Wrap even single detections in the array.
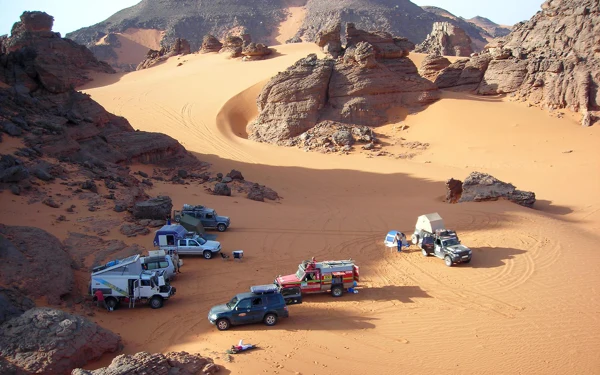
[{"xmin": 250, "ymin": 284, "xmax": 279, "ymax": 294}]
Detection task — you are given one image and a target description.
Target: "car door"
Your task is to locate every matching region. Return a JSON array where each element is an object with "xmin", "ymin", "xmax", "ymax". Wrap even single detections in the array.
[
  {"xmin": 177, "ymin": 239, "xmax": 189, "ymax": 254},
  {"xmin": 434, "ymin": 238, "xmax": 444, "ymax": 258},
  {"xmin": 203, "ymin": 212, "xmax": 217, "ymax": 228},
  {"xmin": 248, "ymin": 296, "xmax": 268, "ymax": 323},
  {"xmin": 231, "ymin": 298, "xmax": 253, "ymax": 324}
]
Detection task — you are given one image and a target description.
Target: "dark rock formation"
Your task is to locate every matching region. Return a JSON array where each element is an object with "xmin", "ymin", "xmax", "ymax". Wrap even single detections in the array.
[
  {"xmin": 120, "ymin": 223, "xmax": 150, "ymax": 237},
  {"xmin": 434, "ymin": 55, "xmax": 492, "ymax": 90},
  {"xmin": 445, "ymin": 178, "xmax": 463, "ymax": 203},
  {"xmin": 133, "ymin": 196, "xmax": 173, "ymax": 220},
  {"xmin": 72, "ymin": 351, "xmax": 219, "ymax": 375},
  {"xmin": 200, "ymin": 34, "xmax": 223, "ymax": 53},
  {"xmin": 213, "ymin": 182, "xmax": 231, "ymax": 196},
  {"xmin": 316, "ymin": 22, "xmax": 342, "ymax": 58},
  {"xmin": 0, "ymin": 288, "xmax": 35, "ymax": 325},
  {"xmin": 226, "ymin": 169, "xmax": 244, "ymax": 180},
  {"xmin": 0, "ymin": 225, "xmax": 73, "ymax": 304},
  {"xmin": 419, "ymin": 54, "xmax": 451, "ymax": 81},
  {"xmin": 242, "ymin": 42, "xmax": 272, "ymax": 61},
  {"xmin": 136, "ymin": 38, "xmax": 191, "ymax": 70},
  {"xmin": 449, "ymin": 172, "xmax": 536, "ymax": 208},
  {"xmin": 249, "ymin": 25, "xmax": 438, "ymax": 145},
  {"xmin": 64, "ymin": 232, "xmax": 143, "ymax": 270},
  {"xmin": 1, "ymin": 11, "xmax": 114, "ymax": 93},
  {"xmin": 415, "ymin": 22, "xmax": 474, "ymax": 57},
  {"xmin": 433, "ymin": 0, "xmax": 599, "ymax": 126},
  {"xmin": 0, "ymin": 308, "xmax": 121, "ymax": 375}
]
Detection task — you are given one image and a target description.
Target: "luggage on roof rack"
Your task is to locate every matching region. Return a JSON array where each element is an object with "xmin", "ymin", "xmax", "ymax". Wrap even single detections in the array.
[{"xmin": 250, "ymin": 284, "xmax": 279, "ymax": 294}]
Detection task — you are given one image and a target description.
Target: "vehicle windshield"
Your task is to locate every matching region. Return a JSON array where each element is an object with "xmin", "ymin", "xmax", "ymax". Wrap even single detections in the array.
[
  {"xmin": 197, "ymin": 237, "xmax": 207, "ymax": 245},
  {"xmin": 295, "ymin": 265, "xmax": 305, "ymax": 280},
  {"xmin": 443, "ymin": 238, "xmax": 460, "ymax": 247},
  {"xmin": 226, "ymin": 296, "xmax": 238, "ymax": 309}
]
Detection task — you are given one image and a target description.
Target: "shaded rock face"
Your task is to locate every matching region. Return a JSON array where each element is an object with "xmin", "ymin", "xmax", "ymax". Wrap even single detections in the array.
[
  {"xmin": 448, "ymin": 172, "xmax": 536, "ymax": 208},
  {"xmin": 213, "ymin": 182, "xmax": 232, "ymax": 196},
  {"xmin": 0, "ymin": 225, "xmax": 73, "ymax": 305},
  {"xmin": 415, "ymin": 22, "xmax": 474, "ymax": 57},
  {"xmin": 133, "ymin": 196, "xmax": 173, "ymax": 220},
  {"xmin": 1, "ymin": 11, "xmax": 114, "ymax": 94},
  {"xmin": 200, "ymin": 34, "xmax": 223, "ymax": 53},
  {"xmin": 249, "ymin": 25, "xmax": 438, "ymax": 145},
  {"xmin": 219, "ymin": 35, "xmax": 244, "ymax": 58},
  {"xmin": 0, "ymin": 288, "xmax": 35, "ymax": 325},
  {"xmin": 136, "ymin": 38, "xmax": 191, "ymax": 70},
  {"xmin": 434, "ymin": 55, "xmax": 492, "ymax": 90},
  {"xmin": 435, "ymin": 0, "xmax": 600, "ymax": 126},
  {"xmin": 419, "ymin": 54, "xmax": 451, "ymax": 82},
  {"xmin": 242, "ymin": 42, "xmax": 272, "ymax": 61},
  {"xmin": 72, "ymin": 351, "xmax": 219, "ymax": 375},
  {"xmin": 0, "ymin": 308, "xmax": 121, "ymax": 375}
]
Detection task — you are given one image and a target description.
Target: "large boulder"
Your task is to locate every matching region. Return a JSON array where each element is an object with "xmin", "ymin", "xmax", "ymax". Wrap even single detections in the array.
[
  {"xmin": 0, "ymin": 225, "xmax": 73, "ymax": 304},
  {"xmin": 455, "ymin": 172, "xmax": 536, "ymax": 208},
  {"xmin": 415, "ymin": 22, "xmax": 474, "ymax": 57},
  {"xmin": 133, "ymin": 196, "xmax": 173, "ymax": 220},
  {"xmin": 136, "ymin": 38, "xmax": 191, "ymax": 70},
  {"xmin": 219, "ymin": 35, "xmax": 244, "ymax": 58},
  {"xmin": 248, "ymin": 25, "xmax": 438, "ymax": 145},
  {"xmin": 445, "ymin": 178, "xmax": 463, "ymax": 203},
  {"xmin": 241, "ymin": 43, "xmax": 272, "ymax": 61},
  {"xmin": 72, "ymin": 351, "xmax": 219, "ymax": 375},
  {"xmin": 419, "ymin": 54, "xmax": 451, "ymax": 82},
  {"xmin": 104, "ymin": 131, "xmax": 194, "ymax": 165},
  {"xmin": 213, "ymin": 182, "xmax": 231, "ymax": 196},
  {"xmin": 434, "ymin": 55, "xmax": 492, "ymax": 90},
  {"xmin": 200, "ymin": 34, "xmax": 222, "ymax": 53},
  {"xmin": 0, "ymin": 308, "xmax": 121, "ymax": 375},
  {"xmin": 0, "ymin": 288, "xmax": 35, "ymax": 325}
]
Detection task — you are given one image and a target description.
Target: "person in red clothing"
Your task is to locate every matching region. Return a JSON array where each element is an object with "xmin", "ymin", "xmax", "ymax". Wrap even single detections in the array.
[{"xmin": 94, "ymin": 290, "xmax": 111, "ymax": 312}]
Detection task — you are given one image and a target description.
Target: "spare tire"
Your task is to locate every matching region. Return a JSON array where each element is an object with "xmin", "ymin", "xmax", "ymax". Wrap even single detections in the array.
[{"xmin": 411, "ymin": 234, "xmax": 419, "ymax": 245}]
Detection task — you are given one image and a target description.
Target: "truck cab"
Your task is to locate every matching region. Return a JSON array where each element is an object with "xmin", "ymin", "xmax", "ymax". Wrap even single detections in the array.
[{"xmin": 174, "ymin": 204, "xmax": 231, "ymax": 232}]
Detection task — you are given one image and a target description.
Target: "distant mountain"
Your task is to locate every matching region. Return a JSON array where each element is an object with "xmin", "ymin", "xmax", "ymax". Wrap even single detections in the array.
[
  {"xmin": 66, "ymin": 0, "xmax": 509, "ymax": 68},
  {"xmin": 467, "ymin": 16, "xmax": 512, "ymax": 37}
]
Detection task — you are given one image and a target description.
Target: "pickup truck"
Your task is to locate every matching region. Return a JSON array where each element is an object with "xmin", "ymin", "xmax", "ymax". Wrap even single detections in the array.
[{"xmin": 161, "ymin": 236, "xmax": 222, "ymax": 259}]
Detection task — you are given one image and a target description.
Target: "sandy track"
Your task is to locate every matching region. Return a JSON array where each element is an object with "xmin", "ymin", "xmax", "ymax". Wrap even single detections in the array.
[{"xmin": 74, "ymin": 45, "xmax": 600, "ymax": 374}]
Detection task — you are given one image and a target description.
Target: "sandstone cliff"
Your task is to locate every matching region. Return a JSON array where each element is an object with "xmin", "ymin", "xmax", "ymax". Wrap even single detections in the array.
[{"xmin": 415, "ymin": 22, "xmax": 474, "ymax": 57}]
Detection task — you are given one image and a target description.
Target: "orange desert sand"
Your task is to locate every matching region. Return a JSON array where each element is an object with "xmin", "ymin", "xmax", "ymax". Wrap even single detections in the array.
[{"xmin": 4, "ymin": 42, "xmax": 600, "ymax": 374}]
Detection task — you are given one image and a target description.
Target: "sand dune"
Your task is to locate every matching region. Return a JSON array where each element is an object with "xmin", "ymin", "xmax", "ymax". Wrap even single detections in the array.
[
  {"xmin": 96, "ymin": 28, "xmax": 165, "ymax": 66},
  {"xmin": 272, "ymin": 1, "xmax": 307, "ymax": 45},
  {"xmin": 72, "ymin": 44, "xmax": 600, "ymax": 374}
]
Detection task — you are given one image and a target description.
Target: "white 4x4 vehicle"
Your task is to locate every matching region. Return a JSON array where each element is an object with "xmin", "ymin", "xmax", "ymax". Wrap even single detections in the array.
[{"xmin": 172, "ymin": 236, "xmax": 222, "ymax": 259}]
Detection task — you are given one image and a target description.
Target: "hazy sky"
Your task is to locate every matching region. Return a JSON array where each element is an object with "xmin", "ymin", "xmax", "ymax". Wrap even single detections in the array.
[{"xmin": 0, "ymin": 0, "xmax": 543, "ymax": 36}]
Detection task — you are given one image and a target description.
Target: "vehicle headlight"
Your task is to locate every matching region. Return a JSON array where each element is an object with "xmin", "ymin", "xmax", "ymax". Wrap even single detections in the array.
[{"xmin": 210, "ymin": 313, "xmax": 217, "ymax": 320}]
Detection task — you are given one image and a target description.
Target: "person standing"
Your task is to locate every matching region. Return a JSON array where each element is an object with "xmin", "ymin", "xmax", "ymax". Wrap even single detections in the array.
[
  {"xmin": 94, "ymin": 290, "xmax": 111, "ymax": 312},
  {"xmin": 394, "ymin": 232, "xmax": 403, "ymax": 253}
]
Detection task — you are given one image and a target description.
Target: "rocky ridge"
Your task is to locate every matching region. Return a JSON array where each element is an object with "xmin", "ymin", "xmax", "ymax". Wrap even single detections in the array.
[
  {"xmin": 429, "ymin": 0, "xmax": 599, "ymax": 126},
  {"xmin": 136, "ymin": 38, "xmax": 191, "ymax": 70},
  {"xmin": 248, "ymin": 23, "xmax": 438, "ymax": 145},
  {"xmin": 415, "ymin": 22, "xmax": 474, "ymax": 57}
]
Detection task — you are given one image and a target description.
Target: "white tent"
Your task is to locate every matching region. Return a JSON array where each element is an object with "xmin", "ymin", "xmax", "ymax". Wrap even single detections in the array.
[{"xmin": 415, "ymin": 213, "xmax": 445, "ymax": 233}]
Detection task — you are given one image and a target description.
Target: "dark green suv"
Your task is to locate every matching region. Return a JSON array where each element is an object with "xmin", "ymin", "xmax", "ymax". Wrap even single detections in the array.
[{"xmin": 208, "ymin": 284, "xmax": 293, "ymax": 331}]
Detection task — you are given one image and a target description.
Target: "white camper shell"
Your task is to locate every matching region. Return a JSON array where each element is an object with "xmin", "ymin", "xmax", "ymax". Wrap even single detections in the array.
[
  {"xmin": 415, "ymin": 213, "xmax": 445, "ymax": 233},
  {"xmin": 90, "ymin": 255, "xmax": 176, "ymax": 309}
]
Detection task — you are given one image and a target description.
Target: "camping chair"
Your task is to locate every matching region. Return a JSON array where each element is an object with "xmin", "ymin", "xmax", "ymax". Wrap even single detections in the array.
[{"xmin": 220, "ymin": 252, "xmax": 230, "ymax": 261}]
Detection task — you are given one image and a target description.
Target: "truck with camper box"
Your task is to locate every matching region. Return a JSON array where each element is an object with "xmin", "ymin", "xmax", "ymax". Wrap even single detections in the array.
[
  {"xmin": 173, "ymin": 204, "xmax": 230, "ymax": 232},
  {"xmin": 411, "ymin": 213, "xmax": 472, "ymax": 266},
  {"xmin": 154, "ymin": 224, "xmax": 222, "ymax": 259},
  {"xmin": 275, "ymin": 257, "xmax": 360, "ymax": 297},
  {"xmin": 90, "ymin": 255, "xmax": 176, "ymax": 309}
]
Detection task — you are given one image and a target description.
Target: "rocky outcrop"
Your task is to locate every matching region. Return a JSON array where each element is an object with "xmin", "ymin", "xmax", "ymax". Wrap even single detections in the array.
[
  {"xmin": 433, "ymin": 0, "xmax": 599, "ymax": 126},
  {"xmin": 0, "ymin": 308, "xmax": 121, "ymax": 375},
  {"xmin": 0, "ymin": 225, "xmax": 73, "ymax": 304},
  {"xmin": 0, "ymin": 288, "xmax": 35, "ymax": 325},
  {"xmin": 213, "ymin": 182, "xmax": 232, "ymax": 196},
  {"xmin": 72, "ymin": 351, "xmax": 219, "ymax": 375},
  {"xmin": 249, "ymin": 25, "xmax": 438, "ymax": 145},
  {"xmin": 293, "ymin": 121, "xmax": 375, "ymax": 152},
  {"xmin": 219, "ymin": 35, "xmax": 244, "ymax": 58},
  {"xmin": 136, "ymin": 38, "xmax": 191, "ymax": 70},
  {"xmin": 133, "ymin": 196, "xmax": 173, "ymax": 220},
  {"xmin": 447, "ymin": 172, "xmax": 536, "ymax": 208},
  {"xmin": 242, "ymin": 43, "xmax": 272, "ymax": 61},
  {"xmin": 419, "ymin": 54, "xmax": 451, "ymax": 81},
  {"xmin": 415, "ymin": 22, "xmax": 474, "ymax": 57},
  {"xmin": 434, "ymin": 55, "xmax": 492, "ymax": 90},
  {"xmin": 200, "ymin": 34, "xmax": 223, "ymax": 53},
  {"xmin": 316, "ymin": 23, "xmax": 342, "ymax": 58},
  {"xmin": 0, "ymin": 11, "xmax": 114, "ymax": 93}
]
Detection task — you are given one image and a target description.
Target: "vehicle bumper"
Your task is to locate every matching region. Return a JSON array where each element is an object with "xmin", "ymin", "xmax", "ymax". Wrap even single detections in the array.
[
  {"xmin": 280, "ymin": 309, "xmax": 289, "ymax": 318},
  {"xmin": 452, "ymin": 254, "xmax": 471, "ymax": 263}
]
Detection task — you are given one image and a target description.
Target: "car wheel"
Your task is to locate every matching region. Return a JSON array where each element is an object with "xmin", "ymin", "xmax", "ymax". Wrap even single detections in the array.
[
  {"xmin": 216, "ymin": 319, "xmax": 230, "ymax": 331},
  {"xmin": 203, "ymin": 250, "xmax": 213, "ymax": 259},
  {"xmin": 150, "ymin": 296, "xmax": 163, "ymax": 309},
  {"xmin": 105, "ymin": 297, "xmax": 119, "ymax": 310},
  {"xmin": 217, "ymin": 223, "xmax": 227, "ymax": 232},
  {"xmin": 263, "ymin": 313, "xmax": 278, "ymax": 326},
  {"xmin": 411, "ymin": 234, "xmax": 419, "ymax": 245},
  {"xmin": 444, "ymin": 256, "xmax": 453, "ymax": 267},
  {"xmin": 421, "ymin": 248, "xmax": 429, "ymax": 257},
  {"xmin": 331, "ymin": 285, "xmax": 344, "ymax": 297}
]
